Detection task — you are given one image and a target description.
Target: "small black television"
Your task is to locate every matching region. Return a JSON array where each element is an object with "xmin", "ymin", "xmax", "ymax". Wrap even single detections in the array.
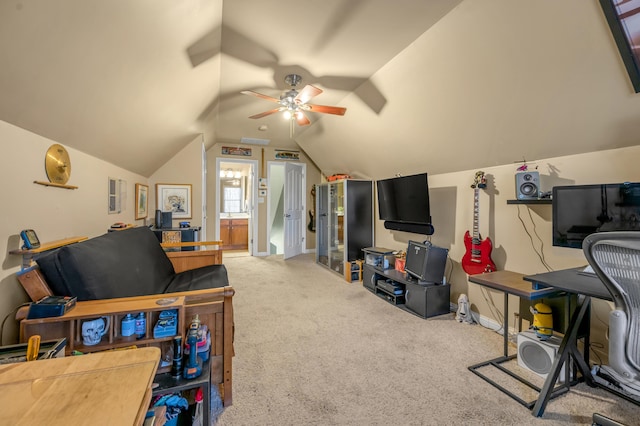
[
  {"xmin": 376, "ymin": 173, "xmax": 433, "ymax": 235},
  {"xmin": 552, "ymin": 182, "xmax": 640, "ymax": 248},
  {"xmin": 404, "ymin": 240, "xmax": 448, "ymax": 284}
]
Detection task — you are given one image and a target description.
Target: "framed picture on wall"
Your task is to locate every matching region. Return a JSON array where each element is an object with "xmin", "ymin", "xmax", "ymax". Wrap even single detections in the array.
[
  {"xmin": 135, "ymin": 183, "xmax": 148, "ymax": 219},
  {"xmin": 156, "ymin": 183, "xmax": 192, "ymax": 219}
]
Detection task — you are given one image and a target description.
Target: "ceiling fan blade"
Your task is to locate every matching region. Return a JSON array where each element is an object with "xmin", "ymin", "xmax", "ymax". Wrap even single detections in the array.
[
  {"xmin": 307, "ymin": 104, "xmax": 347, "ymax": 116},
  {"xmin": 295, "ymin": 112, "xmax": 311, "ymax": 126},
  {"xmin": 295, "ymin": 85, "xmax": 322, "ymax": 105},
  {"xmin": 249, "ymin": 108, "xmax": 282, "ymax": 119},
  {"xmin": 241, "ymin": 90, "xmax": 280, "ymax": 103}
]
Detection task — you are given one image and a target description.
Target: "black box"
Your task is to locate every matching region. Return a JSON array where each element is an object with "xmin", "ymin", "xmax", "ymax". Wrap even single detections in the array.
[
  {"xmin": 27, "ymin": 296, "xmax": 77, "ymax": 319},
  {"xmin": 404, "ymin": 282, "xmax": 450, "ymax": 318}
]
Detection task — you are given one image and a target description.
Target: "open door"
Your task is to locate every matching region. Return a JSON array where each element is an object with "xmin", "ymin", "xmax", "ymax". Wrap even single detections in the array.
[{"xmin": 283, "ymin": 162, "xmax": 305, "ymax": 259}]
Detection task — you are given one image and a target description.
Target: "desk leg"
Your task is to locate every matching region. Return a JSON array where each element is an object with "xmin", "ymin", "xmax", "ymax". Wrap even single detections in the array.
[
  {"xmin": 202, "ymin": 382, "xmax": 210, "ymax": 426},
  {"xmin": 502, "ymin": 291, "xmax": 509, "ymax": 356},
  {"xmin": 532, "ymin": 295, "xmax": 594, "ymax": 417}
]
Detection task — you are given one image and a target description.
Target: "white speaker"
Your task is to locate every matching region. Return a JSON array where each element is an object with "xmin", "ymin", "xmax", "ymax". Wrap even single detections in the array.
[
  {"xmin": 515, "ymin": 171, "xmax": 540, "ymax": 200},
  {"xmin": 517, "ymin": 331, "xmax": 570, "ymax": 383}
]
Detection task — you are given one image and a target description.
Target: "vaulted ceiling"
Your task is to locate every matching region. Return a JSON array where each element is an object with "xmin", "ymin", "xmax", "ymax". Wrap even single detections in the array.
[{"xmin": 1, "ymin": 1, "xmax": 639, "ymax": 179}]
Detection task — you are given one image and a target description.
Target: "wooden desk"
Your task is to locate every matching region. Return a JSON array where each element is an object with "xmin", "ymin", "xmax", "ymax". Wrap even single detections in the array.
[
  {"xmin": 468, "ymin": 270, "xmax": 568, "ymax": 413},
  {"xmin": 469, "ymin": 270, "xmax": 561, "ymax": 356},
  {"xmin": 524, "ymin": 268, "xmax": 613, "ymax": 417},
  {"xmin": 0, "ymin": 347, "xmax": 160, "ymax": 426}
]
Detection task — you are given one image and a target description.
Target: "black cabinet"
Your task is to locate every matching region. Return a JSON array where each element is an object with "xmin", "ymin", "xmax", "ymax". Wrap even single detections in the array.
[
  {"xmin": 363, "ymin": 264, "xmax": 450, "ymax": 319},
  {"xmin": 405, "ymin": 280, "xmax": 451, "ymax": 319},
  {"xmin": 316, "ymin": 180, "xmax": 373, "ymax": 276}
]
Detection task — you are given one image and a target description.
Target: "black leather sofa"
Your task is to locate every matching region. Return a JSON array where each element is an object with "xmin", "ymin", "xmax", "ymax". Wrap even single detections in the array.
[{"xmin": 36, "ymin": 226, "xmax": 229, "ymax": 301}]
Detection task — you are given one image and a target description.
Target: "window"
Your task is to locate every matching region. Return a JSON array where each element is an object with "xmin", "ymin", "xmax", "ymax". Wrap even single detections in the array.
[{"xmin": 223, "ymin": 185, "xmax": 243, "ymax": 213}]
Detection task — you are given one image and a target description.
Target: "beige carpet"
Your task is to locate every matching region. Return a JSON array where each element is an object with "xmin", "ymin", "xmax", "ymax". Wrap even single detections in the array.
[{"xmin": 215, "ymin": 254, "xmax": 638, "ymax": 425}]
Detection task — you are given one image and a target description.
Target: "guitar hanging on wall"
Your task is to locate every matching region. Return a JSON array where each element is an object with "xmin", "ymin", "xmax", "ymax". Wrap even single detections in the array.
[
  {"xmin": 462, "ymin": 171, "xmax": 496, "ymax": 275},
  {"xmin": 308, "ymin": 186, "xmax": 316, "ymax": 232}
]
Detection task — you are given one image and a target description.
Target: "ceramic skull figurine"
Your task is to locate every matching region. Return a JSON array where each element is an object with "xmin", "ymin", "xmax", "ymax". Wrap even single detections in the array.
[{"xmin": 82, "ymin": 316, "xmax": 110, "ymax": 346}]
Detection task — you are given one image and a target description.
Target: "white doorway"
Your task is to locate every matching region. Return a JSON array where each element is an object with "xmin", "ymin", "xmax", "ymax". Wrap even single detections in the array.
[
  {"xmin": 215, "ymin": 158, "xmax": 258, "ymax": 255},
  {"xmin": 267, "ymin": 161, "xmax": 306, "ymax": 258}
]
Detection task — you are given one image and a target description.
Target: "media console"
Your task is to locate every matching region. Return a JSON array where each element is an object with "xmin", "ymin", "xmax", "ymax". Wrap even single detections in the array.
[{"xmin": 362, "ymin": 248, "xmax": 450, "ymax": 319}]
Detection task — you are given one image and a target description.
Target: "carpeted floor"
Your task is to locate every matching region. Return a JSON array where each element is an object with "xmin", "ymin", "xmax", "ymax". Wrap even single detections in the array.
[{"xmin": 214, "ymin": 254, "xmax": 638, "ymax": 425}]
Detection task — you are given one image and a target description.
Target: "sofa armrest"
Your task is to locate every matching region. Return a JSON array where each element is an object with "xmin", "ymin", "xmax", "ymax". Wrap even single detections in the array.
[{"xmin": 16, "ymin": 267, "xmax": 54, "ymax": 302}]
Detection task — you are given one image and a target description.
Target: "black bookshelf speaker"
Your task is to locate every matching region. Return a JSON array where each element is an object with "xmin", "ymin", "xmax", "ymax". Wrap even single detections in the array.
[
  {"xmin": 155, "ymin": 210, "xmax": 162, "ymax": 228},
  {"xmin": 161, "ymin": 211, "xmax": 173, "ymax": 229},
  {"xmin": 515, "ymin": 171, "xmax": 540, "ymax": 200}
]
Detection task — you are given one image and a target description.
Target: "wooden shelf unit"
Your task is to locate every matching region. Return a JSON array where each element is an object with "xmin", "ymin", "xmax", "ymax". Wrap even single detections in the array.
[
  {"xmin": 20, "ymin": 295, "xmax": 186, "ymax": 371},
  {"xmin": 19, "ymin": 286, "xmax": 235, "ymax": 411}
]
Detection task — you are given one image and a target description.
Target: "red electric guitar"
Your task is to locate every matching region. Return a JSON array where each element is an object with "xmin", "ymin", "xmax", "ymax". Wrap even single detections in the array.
[{"xmin": 462, "ymin": 171, "xmax": 496, "ymax": 275}]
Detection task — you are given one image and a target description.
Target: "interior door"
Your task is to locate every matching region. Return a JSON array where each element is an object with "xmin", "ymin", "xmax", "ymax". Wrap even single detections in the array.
[{"xmin": 283, "ymin": 162, "xmax": 304, "ymax": 259}]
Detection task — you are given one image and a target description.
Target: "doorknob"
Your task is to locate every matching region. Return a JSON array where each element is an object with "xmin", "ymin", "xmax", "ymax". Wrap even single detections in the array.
[{"xmin": 285, "ymin": 214, "xmax": 291, "ymax": 218}]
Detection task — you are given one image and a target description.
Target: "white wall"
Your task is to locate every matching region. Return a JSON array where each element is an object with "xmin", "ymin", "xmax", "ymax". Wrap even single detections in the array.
[
  {"xmin": 149, "ymin": 135, "xmax": 204, "ymax": 230},
  {"xmin": 0, "ymin": 120, "xmax": 147, "ymax": 344}
]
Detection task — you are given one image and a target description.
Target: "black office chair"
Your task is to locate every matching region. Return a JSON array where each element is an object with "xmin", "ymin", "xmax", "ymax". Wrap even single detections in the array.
[{"xmin": 582, "ymin": 231, "xmax": 640, "ymax": 400}]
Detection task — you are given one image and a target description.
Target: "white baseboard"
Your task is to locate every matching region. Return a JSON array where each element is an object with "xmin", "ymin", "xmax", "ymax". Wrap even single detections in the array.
[{"xmin": 450, "ymin": 302, "xmax": 510, "ymax": 333}]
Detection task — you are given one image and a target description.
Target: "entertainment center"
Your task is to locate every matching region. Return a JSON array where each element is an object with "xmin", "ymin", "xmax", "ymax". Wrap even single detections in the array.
[
  {"xmin": 362, "ymin": 173, "xmax": 450, "ymax": 318},
  {"xmin": 363, "ymin": 246, "xmax": 450, "ymax": 319}
]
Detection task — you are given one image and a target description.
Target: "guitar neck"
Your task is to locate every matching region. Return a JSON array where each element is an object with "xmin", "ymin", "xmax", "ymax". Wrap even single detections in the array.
[{"xmin": 473, "ymin": 188, "xmax": 480, "ymax": 241}]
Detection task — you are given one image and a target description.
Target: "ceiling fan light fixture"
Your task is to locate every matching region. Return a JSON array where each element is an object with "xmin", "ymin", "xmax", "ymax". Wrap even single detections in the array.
[{"xmin": 242, "ymin": 73, "xmax": 346, "ymax": 127}]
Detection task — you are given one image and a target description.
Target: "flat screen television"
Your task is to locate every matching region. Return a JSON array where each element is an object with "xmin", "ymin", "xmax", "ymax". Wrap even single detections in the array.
[
  {"xmin": 404, "ymin": 240, "xmax": 448, "ymax": 284},
  {"xmin": 376, "ymin": 173, "xmax": 433, "ymax": 234},
  {"xmin": 552, "ymin": 182, "xmax": 640, "ymax": 248}
]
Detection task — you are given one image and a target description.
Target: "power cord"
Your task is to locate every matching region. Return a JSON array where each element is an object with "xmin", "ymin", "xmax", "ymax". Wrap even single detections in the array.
[
  {"xmin": 445, "ymin": 255, "xmax": 454, "ymax": 285},
  {"xmin": 589, "ymin": 341, "xmax": 605, "ymax": 367},
  {"xmin": 479, "ymin": 287, "xmax": 506, "ymax": 335},
  {"xmin": 0, "ymin": 303, "xmax": 30, "ymax": 345},
  {"xmin": 516, "ymin": 205, "xmax": 553, "ymax": 272}
]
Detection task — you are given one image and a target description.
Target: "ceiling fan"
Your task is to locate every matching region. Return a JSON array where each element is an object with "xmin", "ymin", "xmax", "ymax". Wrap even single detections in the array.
[{"xmin": 241, "ymin": 74, "xmax": 346, "ymax": 127}]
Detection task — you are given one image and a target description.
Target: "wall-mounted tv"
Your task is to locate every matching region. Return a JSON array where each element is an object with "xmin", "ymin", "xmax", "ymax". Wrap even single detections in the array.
[
  {"xmin": 552, "ymin": 182, "xmax": 640, "ymax": 248},
  {"xmin": 376, "ymin": 173, "xmax": 433, "ymax": 235},
  {"xmin": 599, "ymin": 0, "xmax": 640, "ymax": 92}
]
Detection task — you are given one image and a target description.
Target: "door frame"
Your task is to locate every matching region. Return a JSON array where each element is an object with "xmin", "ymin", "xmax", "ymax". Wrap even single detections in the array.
[
  {"xmin": 215, "ymin": 158, "xmax": 259, "ymax": 255},
  {"xmin": 266, "ymin": 161, "xmax": 306, "ymax": 257}
]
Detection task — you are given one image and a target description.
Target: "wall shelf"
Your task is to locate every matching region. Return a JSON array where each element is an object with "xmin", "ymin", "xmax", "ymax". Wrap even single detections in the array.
[
  {"xmin": 507, "ymin": 199, "xmax": 552, "ymax": 205},
  {"xmin": 10, "ymin": 236, "xmax": 88, "ymax": 269},
  {"xmin": 34, "ymin": 180, "xmax": 78, "ymax": 189}
]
